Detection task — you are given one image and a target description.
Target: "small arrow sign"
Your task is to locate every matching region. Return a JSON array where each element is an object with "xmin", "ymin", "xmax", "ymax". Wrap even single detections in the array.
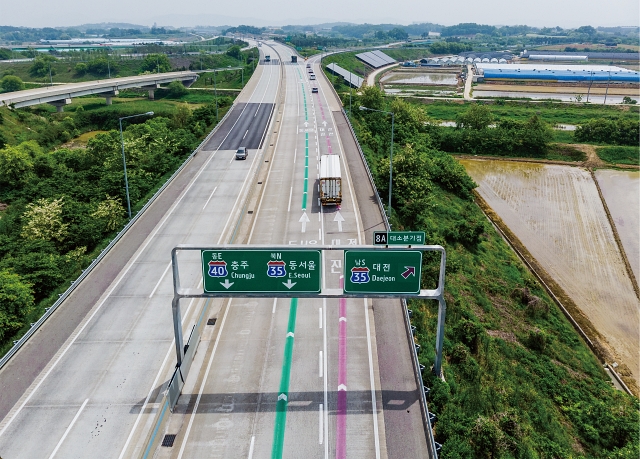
[
  {"xmin": 338, "ymin": 384, "xmax": 347, "ymax": 391},
  {"xmin": 401, "ymin": 266, "xmax": 416, "ymax": 279},
  {"xmin": 333, "ymin": 211, "xmax": 345, "ymax": 232},
  {"xmin": 220, "ymin": 279, "xmax": 234, "ymax": 289},
  {"xmin": 339, "ymin": 317, "xmax": 347, "ymax": 322},
  {"xmin": 283, "ymin": 279, "xmax": 297, "ymax": 289},
  {"xmin": 299, "ymin": 212, "xmax": 310, "ymax": 233},
  {"xmin": 286, "ymin": 331, "xmax": 295, "ymax": 338},
  {"xmin": 278, "ymin": 393, "xmax": 288, "ymax": 401}
]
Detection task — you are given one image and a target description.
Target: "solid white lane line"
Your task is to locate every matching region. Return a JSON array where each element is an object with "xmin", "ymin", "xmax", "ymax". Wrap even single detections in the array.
[
  {"xmin": 248, "ymin": 436, "xmax": 255, "ymax": 459},
  {"xmin": 293, "ymin": 147, "xmax": 297, "ymax": 164},
  {"xmin": 287, "ymin": 187, "xmax": 293, "ymax": 212},
  {"xmin": 319, "ymin": 404, "xmax": 324, "ymax": 445},
  {"xmin": 319, "ymin": 351, "xmax": 323, "ymax": 377},
  {"xmin": 365, "ymin": 298, "xmax": 381, "ymax": 459},
  {"xmin": 319, "ymin": 307, "xmax": 322, "ymax": 328},
  {"xmin": 177, "ymin": 298, "xmax": 232, "ymax": 459},
  {"xmin": 48, "ymin": 398, "xmax": 89, "ymax": 459},
  {"xmin": 149, "ymin": 261, "xmax": 171, "ymax": 298},
  {"xmin": 202, "ymin": 186, "xmax": 218, "ymax": 210},
  {"xmin": 272, "ymin": 298, "xmax": 277, "ymax": 314},
  {"xmin": 318, "ymin": 228, "xmax": 321, "ymax": 240}
]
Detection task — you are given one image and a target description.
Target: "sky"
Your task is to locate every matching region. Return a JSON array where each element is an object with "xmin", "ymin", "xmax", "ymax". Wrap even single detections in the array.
[{"xmin": 2, "ymin": 0, "xmax": 639, "ymax": 29}]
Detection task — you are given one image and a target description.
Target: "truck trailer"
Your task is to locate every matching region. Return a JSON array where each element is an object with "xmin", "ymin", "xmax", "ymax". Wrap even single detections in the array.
[{"xmin": 319, "ymin": 155, "xmax": 342, "ymax": 206}]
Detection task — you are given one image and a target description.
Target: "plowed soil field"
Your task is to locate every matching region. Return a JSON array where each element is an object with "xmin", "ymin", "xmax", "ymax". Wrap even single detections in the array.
[{"xmin": 461, "ymin": 159, "xmax": 640, "ymax": 383}]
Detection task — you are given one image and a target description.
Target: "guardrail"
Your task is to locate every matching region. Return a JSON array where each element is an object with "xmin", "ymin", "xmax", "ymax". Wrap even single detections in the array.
[
  {"xmin": 0, "ymin": 96, "xmax": 236, "ymax": 372},
  {"xmin": 340, "ymin": 108, "xmax": 440, "ymax": 457}
]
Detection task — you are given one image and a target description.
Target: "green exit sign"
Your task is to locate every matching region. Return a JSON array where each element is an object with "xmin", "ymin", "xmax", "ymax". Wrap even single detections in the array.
[
  {"xmin": 344, "ymin": 250, "xmax": 422, "ymax": 294},
  {"xmin": 202, "ymin": 250, "xmax": 321, "ymax": 293},
  {"xmin": 373, "ymin": 231, "xmax": 426, "ymax": 245}
]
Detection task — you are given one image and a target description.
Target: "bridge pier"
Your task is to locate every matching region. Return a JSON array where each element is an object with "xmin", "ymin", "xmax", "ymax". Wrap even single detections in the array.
[
  {"xmin": 48, "ymin": 98, "xmax": 72, "ymax": 113},
  {"xmin": 103, "ymin": 90, "xmax": 119, "ymax": 105},
  {"xmin": 142, "ymin": 84, "xmax": 161, "ymax": 100}
]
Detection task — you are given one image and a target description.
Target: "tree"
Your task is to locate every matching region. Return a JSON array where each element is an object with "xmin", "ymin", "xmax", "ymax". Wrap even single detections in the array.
[
  {"xmin": 456, "ymin": 104, "xmax": 494, "ymax": 130},
  {"xmin": 140, "ymin": 54, "xmax": 171, "ymax": 73},
  {"xmin": 167, "ymin": 81, "xmax": 188, "ymax": 98},
  {"xmin": 0, "ymin": 270, "xmax": 34, "ymax": 341},
  {"xmin": 226, "ymin": 45, "xmax": 242, "ymax": 60},
  {"xmin": 29, "ymin": 55, "xmax": 57, "ymax": 78},
  {"xmin": 21, "ymin": 197, "xmax": 69, "ymax": 243},
  {"xmin": 0, "ymin": 143, "xmax": 35, "ymax": 186},
  {"xmin": 91, "ymin": 195, "xmax": 124, "ymax": 231},
  {"xmin": 74, "ymin": 62, "xmax": 87, "ymax": 76},
  {"xmin": 1, "ymin": 75, "xmax": 24, "ymax": 92}
]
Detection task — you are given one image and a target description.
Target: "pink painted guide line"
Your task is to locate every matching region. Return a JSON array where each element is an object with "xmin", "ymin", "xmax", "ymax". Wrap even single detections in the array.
[{"xmin": 336, "ymin": 276, "xmax": 347, "ymax": 459}]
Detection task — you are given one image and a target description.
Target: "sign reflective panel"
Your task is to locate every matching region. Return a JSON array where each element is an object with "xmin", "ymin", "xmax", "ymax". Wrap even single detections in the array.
[
  {"xmin": 343, "ymin": 250, "xmax": 422, "ymax": 294},
  {"xmin": 202, "ymin": 250, "xmax": 321, "ymax": 293}
]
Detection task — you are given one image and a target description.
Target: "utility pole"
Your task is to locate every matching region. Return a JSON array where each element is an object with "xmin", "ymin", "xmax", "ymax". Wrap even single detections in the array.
[
  {"xmin": 603, "ymin": 71, "xmax": 611, "ymax": 105},
  {"xmin": 214, "ymin": 69, "xmax": 218, "ymax": 121}
]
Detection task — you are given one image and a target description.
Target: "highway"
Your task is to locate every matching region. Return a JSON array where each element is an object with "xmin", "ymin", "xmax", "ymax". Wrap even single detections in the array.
[{"xmin": 0, "ymin": 41, "xmax": 431, "ymax": 458}]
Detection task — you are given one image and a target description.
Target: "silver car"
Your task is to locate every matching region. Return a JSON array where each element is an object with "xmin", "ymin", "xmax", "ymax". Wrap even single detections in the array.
[{"xmin": 235, "ymin": 146, "xmax": 248, "ymax": 160}]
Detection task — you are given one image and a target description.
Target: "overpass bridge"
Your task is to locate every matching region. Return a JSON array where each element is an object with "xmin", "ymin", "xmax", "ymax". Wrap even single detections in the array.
[{"xmin": 0, "ymin": 71, "xmax": 198, "ymax": 111}]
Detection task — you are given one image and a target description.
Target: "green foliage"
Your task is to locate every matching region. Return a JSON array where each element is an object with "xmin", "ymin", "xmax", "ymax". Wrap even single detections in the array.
[
  {"xmin": 455, "ymin": 104, "xmax": 493, "ymax": 130},
  {"xmin": 0, "ymin": 141, "xmax": 38, "ymax": 186},
  {"xmin": 622, "ymin": 96, "xmax": 637, "ymax": 105},
  {"xmin": 74, "ymin": 62, "xmax": 87, "ymax": 76},
  {"xmin": 86, "ymin": 57, "xmax": 116, "ymax": 76},
  {"xmin": 429, "ymin": 41, "xmax": 473, "ymax": 54},
  {"xmin": 225, "ymin": 45, "xmax": 242, "ymax": 60},
  {"xmin": 0, "ymin": 270, "xmax": 34, "ymax": 341},
  {"xmin": 28, "ymin": 55, "xmax": 57, "ymax": 78},
  {"xmin": 1, "ymin": 75, "xmax": 24, "ymax": 92},
  {"xmin": 596, "ymin": 145, "xmax": 639, "ymax": 165},
  {"xmin": 140, "ymin": 54, "xmax": 171, "ymax": 73},
  {"xmin": 166, "ymin": 81, "xmax": 188, "ymax": 98},
  {"xmin": 574, "ymin": 118, "xmax": 639, "ymax": 146}
]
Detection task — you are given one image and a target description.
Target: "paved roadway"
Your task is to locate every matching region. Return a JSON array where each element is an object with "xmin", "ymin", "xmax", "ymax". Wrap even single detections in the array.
[
  {"xmin": 0, "ymin": 41, "xmax": 430, "ymax": 459},
  {"xmin": 0, "ymin": 45, "xmax": 279, "ymax": 458}
]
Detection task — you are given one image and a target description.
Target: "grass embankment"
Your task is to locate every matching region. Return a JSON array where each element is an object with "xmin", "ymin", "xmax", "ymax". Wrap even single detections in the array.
[
  {"xmin": 337, "ymin": 85, "xmax": 639, "ymax": 458},
  {"xmin": 596, "ymin": 146, "xmax": 640, "ymax": 165}
]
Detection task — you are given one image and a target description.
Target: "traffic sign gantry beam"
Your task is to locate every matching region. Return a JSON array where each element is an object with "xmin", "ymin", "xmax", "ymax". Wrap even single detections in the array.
[{"xmin": 169, "ymin": 244, "xmax": 447, "ymax": 396}]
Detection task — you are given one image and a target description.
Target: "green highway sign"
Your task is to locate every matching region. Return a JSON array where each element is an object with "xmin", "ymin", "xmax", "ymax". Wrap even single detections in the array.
[
  {"xmin": 344, "ymin": 250, "xmax": 422, "ymax": 294},
  {"xmin": 202, "ymin": 250, "xmax": 321, "ymax": 293},
  {"xmin": 373, "ymin": 231, "xmax": 426, "ymax": 245}
]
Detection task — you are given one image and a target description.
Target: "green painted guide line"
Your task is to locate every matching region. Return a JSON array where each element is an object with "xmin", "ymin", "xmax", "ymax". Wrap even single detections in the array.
[
  {"xmin": 302, "ymin": 133, "xmax": 309, "ymax": 210},
  {"xmin": 271, "ymin": 298, "xmax": 298, "ymax": 459}
]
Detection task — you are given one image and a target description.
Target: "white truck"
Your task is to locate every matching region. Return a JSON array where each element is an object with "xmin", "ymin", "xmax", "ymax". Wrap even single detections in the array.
[{"xmin": 319, "ymin": 155, "xmax": 342, "ymax": 206}]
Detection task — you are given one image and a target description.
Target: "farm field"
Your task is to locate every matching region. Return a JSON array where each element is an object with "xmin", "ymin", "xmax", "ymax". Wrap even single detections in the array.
[
  {"xmin": 595, "ymin": 169, "xmax": 640, "ymax": 280},
  {"xmin": 461, "ymin": 159, "xmax": 640, "ymax": 384}
]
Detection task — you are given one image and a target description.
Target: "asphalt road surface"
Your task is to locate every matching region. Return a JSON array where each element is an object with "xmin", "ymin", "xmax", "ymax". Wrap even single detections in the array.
[{"xmin": 0, "ymin": 41, "xmax": 430, "ymax": 459}]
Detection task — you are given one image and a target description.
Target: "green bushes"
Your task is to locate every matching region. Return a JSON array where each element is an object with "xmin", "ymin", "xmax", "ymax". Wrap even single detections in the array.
[
  {"xmin": 574, "ymin": 118, "xmax": 639, "ymax": 146},
  {"xmin": 596, "ymin": 145, "xmax": 640, "ymax": 165}
]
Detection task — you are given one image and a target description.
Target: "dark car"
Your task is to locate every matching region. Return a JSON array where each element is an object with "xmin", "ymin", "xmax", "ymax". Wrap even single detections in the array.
[
  {"xmin": 312, "ymin": 87, "xmax": 318, "ymax": 93},
  {"xmin": 235, "ymin": 146, "xmax": 248, "ymax": 160}
]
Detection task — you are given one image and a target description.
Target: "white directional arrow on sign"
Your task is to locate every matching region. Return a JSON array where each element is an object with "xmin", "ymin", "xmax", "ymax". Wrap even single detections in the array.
[
  {"xmin": 338, "ymin": 384, "xmax": 347, "ymax": 391},
  {"xmin": 299, "ymin": 212, "xmax": 310, "ymax": 233},
  {"xmin": 220, "ymin": 279, "xmax": 234, "ymax": 289},
  {"xmin": 334, "ymin": 211, "xmax": 345, "ymax": 232},
  {"xmin": 278, "ymin": 393, "xmax": 288, "ymax": 401},
  {"xmin": 283, "ymin": 279, "xmax": 297, "ymax": 289}
]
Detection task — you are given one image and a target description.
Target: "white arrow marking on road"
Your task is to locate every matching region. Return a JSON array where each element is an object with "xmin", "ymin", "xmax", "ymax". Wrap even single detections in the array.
[
  {"xmin": 278, "ymin": 393, "xmax": 288, "ymax": 401},
  {"xmin": 338, "ymin": 384, "xmax": 347, "ymax": 391},
  {"xmin": 220, "ymin": 279, "xmax": 234, "ymax": 289},
  {"xmin": 286, "ymin": 332, "xmax": 295, "ymax": 338},
  {"xmin": 304, "ymin": 122, "xmax": 309, "ymax": 127},
  {"xmin": 299, "ymin": 212, "xmax": 310, "ymax": 233},
  {"xmin": 283, "ymin": 279, "xmax": 297, "ymax": 289},
  {"xmin": 339, "ymin": 317, "xmax": 346, "ymax": 322},
  {"xmin": 334, "ymin": 211, "xmax": 345, "ymax": 232},
  {"xmin": 322, "ymin": 121, "xmax": 327, "ymax": 126}
]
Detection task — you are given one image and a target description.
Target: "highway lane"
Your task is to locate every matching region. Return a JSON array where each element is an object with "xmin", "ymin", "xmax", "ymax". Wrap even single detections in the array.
[
  {"xmin": 0, "ymin": 45, "xmax": 279, "ymax": 459},
  {"xmin": 156, "ymin": 41, "xmax": 388, "ymax": 459}
]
